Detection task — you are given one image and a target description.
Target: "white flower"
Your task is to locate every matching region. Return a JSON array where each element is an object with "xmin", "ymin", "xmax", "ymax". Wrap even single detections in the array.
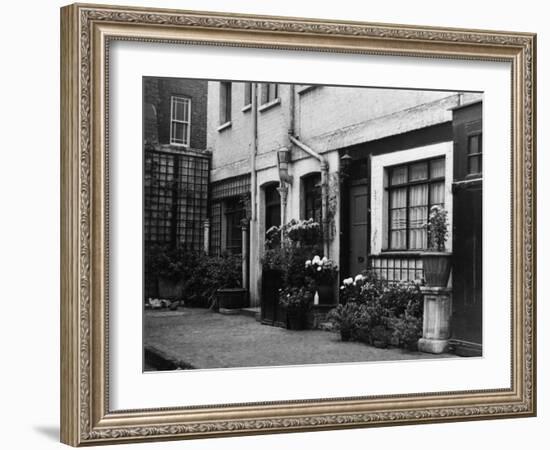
[
  {"xmin": 312, "ymin": 255, "xmax": 321, "ymax": 265},
  {"xmin": 343, "ymin": 277, "xmax": 353, "ymax": 286},
  {"xmin": 354, "ymin": 274, "xmax": 364, "ymax": 283},
  {"xmin": 317, "ymin": 267, "xmax": 322, "ymax": 272},
  {"xmin": 305, "ymin": 260, "xmax": 312, "ymax": 267},
  {"xmin": 322, "ymin": 256, "xmax": 328, "ymax": 263}
]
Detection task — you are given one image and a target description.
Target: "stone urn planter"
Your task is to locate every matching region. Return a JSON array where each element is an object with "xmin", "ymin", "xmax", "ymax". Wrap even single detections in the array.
[
  {"xmin": 421, "ymin": 252, "xmax": 452, "ymax": 287},
  {"xmin": 216, "ymin": 287, "xmax": 248, "ymax": 310}
]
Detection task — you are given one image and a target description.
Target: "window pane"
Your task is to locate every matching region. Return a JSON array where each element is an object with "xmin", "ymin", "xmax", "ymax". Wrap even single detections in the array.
[
  {"xmin": 172, "ymin": 122, "xmax": 184, "ymax": 143},
  {"xmin": 390, "ymin": 230, "xmax": 406, "ymax": 250},
  {"xmin": 270, "ymin": 83, "xmax": 278, "ymax": 100},
  {"xmin": 220, "ymin": 82, "xmax": 232, "ymax": 123},
  {"xmin": 182, "ymin": 99, "xmax": 189, "ymax": 122},
  {"xmin": 304, "ymin": 174, "xmax": 321, "ymax": 222},
  {"xmin": 390, "ymin": 208, "xmax": 406, "ymax": 230},
  {"xmin": 468, "ymin": 155, "xmax": 482, "ymax": 174},
  {"xmin": 181, "ymin": 123, "xmax": 189, "ymax": 145},
  {"xmin": 430, "ymin": 181, "xmax": 445, "ymax": 205},
  {"xmin": 390, "ymin": 166, "xmax": 407, "ymax": 185},
  {"xmin": 261, "ymin": 83, "xmax": 269, "ymax": 104},
  {"xmin": 409, "ymin": 227, "xmax": 427, "ymax": 250},
  {"xmin": 409, "ymin": 162, "xmax": 428, "ymax": 181},
  {"xmin": 390, "ymin": 187, "xmax": 406, "ymax": 208},
  {"xmin": 409, "ymin": 184, "xmax": 428, "ymax": 206},
  {"xmin": 409, "ymin": 205, "xmax": 427, "ymax": 229},
  {"xmin": 391, "ymin": 230, "xmax": 406, "ymax": 250},
  {"xmin": 244, "ymin": 82, "xmax": 252, "ymax": 105},
  {"xmin": 468, "ymin": 135, "xmax": 480, "ymax": 154},
  {"xmin": 430, "ymin": 158, "xmax": 445, "ymax": 178}
]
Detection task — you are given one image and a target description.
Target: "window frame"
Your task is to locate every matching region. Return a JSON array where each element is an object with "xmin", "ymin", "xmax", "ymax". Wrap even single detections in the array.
[
  {"xmin": 385, "ymin": 156, "xmax": 446, "ymax": 251},
  {"xmin": 169, "ymin": 95, "xmax": 191, "ymax": 147},
  {"xmin": 260, "ymin": 83, "xmax": 279, "ymax": 104},
  {"xmin": 243, "ymin": 82, "xmax": 252, "ymax": 107},
  {"xmin": 224, "ymin": 197, "xmax": 245, "ymax": 255},
  {"xmin": 467, "ymin": 132, "xmax": 483, "ymax": 176},
  {"xmin": 219, "ymin": 81, "xmax": 232, "ymax": 126},
  {"xmin": 302, "ymin": 172, "xmax": 322, "ymax": 223}
]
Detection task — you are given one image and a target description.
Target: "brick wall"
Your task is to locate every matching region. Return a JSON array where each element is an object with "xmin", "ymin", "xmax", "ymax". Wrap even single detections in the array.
[{"xmin": 144, "ymin": 77, "xmax": 208, "ymax": 150}]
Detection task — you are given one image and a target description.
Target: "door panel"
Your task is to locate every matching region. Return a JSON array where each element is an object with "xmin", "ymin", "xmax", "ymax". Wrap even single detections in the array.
[{"xmin": 349, "ymin": 184, "xmax": 368, "ymax": 278}]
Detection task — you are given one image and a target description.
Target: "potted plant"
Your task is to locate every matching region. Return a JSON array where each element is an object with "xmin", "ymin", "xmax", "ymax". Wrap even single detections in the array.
[
  {"xmin": 278, "ymin": 286, "xmax": 312, "ymax": 330},
  {"xmin": 327, "ymin": 303, "xmax": 363, "ymax": 341},
  {"xmin": 305, "ymin": 255, "xmax": 338, "ymax": 305},
  {"xmin": 371, "ymin": 325, "xmax": 393, "ymax": 349},
  {"xmin": 145, "ymin": 244, "xmax": 188, "ymax": 301},
  {"xmin": 422, "ymin": 205, "xmax": 452, "ymax": 287},
  {"xmin": 213, "ymin": 254, "xmax": 248, "ymax": 310}
]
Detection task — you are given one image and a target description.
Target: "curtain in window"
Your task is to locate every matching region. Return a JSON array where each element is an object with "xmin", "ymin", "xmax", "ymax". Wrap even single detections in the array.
[
  {"xmin": 430, "ymin": 181, "xmax": 445, "ymax": 207},
  {"xmin": 390, "ymin": 188, "xmax": 407, "ymax": 249},
  {"xmin": 409, "ymin": 184, "xmax": 428, "ymax": 249}
]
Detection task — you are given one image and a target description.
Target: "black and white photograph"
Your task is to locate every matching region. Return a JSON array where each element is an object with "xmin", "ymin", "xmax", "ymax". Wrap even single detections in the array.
[{"xmin": 142, "ymin": 78, "xmax": 483, "ymax": 371}]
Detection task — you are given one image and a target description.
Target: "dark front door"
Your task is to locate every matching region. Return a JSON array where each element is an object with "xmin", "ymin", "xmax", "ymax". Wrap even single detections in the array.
[
  {"xmin": 348, "ymin": 184, "xmax": 369, "ymax": 278},
  {"xmin": 452, "ymin": 184, "xmax": 482, "ymax": 350},
  {"xmin": 261, "ymin": 185, "xmax": 283, "ymax": 326}
]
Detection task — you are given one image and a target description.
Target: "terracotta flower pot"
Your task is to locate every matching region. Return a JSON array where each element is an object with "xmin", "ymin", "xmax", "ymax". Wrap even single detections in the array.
[{"xmin": 421, "ymin": 252, "xmax": 452, "ymax": 287}]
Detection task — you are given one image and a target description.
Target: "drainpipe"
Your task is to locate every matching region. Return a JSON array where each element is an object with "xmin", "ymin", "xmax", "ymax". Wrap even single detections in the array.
[
  {"xmin": 288, "ymin": 135, "xmax": 330, "ymax": 258},
  {"xmin": 251, "ymin": 83, "xmax": 258, "ymax": 221}
]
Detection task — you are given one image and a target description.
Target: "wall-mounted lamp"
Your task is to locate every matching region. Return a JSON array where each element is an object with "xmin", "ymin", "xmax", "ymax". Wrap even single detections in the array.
[
  {"xmin": 277, "ymin": 147, "xmax": 293, "ymax": 184},
  {"xmin": 340, "ymin": 151, "xmax": 353, "ymax": 179}
]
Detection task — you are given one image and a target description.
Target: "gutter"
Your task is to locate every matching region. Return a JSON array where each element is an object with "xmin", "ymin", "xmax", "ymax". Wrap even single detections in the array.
[{"xmin": 288, "ymin": 134, "xmax": 330, "ymax": 258}]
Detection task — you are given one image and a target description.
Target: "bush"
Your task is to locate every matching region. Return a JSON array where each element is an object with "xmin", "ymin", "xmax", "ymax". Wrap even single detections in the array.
[
  {"xmin": 145, "ymin": 244, "xmax": 242, "ymax": 308},
  {"xmin": 278, "ymin": 286, "xmax": 313, "ymax": 312},
  {"xmin": 335, "ymin": 271, "xmax": 424, "ymax": 349}
]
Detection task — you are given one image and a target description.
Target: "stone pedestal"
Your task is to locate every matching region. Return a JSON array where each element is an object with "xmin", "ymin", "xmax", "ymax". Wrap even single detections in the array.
[{"xmin": 418, "ymin": 287, "xmax": 452, "ymax": 354}]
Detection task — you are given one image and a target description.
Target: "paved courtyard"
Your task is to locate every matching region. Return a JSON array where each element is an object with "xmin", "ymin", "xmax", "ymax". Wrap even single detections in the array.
[{"xmin": 144, "ymin": 307, "xmax": 452, "ymax": 370}]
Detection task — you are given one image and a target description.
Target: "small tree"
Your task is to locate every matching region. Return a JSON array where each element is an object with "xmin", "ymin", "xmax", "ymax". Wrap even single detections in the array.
[{"xmin": 427, "ymin": 205, "xmax": 449, "ymax": 251}]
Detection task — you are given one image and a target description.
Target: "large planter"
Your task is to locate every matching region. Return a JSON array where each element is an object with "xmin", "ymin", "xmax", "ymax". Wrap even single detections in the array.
[
  {"xmin": 316, "ymin": 283, "xmax": 335, "ymax": 305},
  {"xmin": 261, "ymin": 269, "xmax": 284, "ymax": 326},
  {"xmin": 157, "ymin": 277, "xmax": 184, "ymax": 300},
  {"xmin": 421, "ymin": 252, "xmax": 452, "ymax": 287},
  {"xmin": 286, "ymin": 310, "xmax": 306, "ymax": 330},
  {"xmin": 216, "ymin": 288, "xmax": 248, "ymax": 309}
]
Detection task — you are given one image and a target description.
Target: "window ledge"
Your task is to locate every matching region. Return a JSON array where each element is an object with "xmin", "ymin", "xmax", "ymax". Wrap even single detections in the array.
[
  {"xmin": 258, "ymin": 98, "xmax": 281, "ymax": 113},
  {"xmin": 297, "ymin": 85, "xmax": 320, "ymax": 95},
  {"xmin": 241, "ymin": 104, "xmax": 252, "ymax": 113},
  {"xmin": 169, "ymin": 142, "xmax": 190, "ymax": 148},
  {"xmin": 217, "ymin": 121, "xmax": 232, "ymax": 132},
  {"xmin": 376, "ymin": 251, "xmax": 424, "ymax": 257}
]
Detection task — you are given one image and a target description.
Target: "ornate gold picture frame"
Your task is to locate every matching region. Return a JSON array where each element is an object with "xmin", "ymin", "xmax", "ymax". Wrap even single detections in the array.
[{"xmin": 60, "ymin": 3, "xmax": 536, "ymax": 446}]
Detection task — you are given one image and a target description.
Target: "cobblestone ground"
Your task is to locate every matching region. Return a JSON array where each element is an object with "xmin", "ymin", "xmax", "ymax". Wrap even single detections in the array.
[{"xmin": 144, "ymin": 307, "xmax": 453, "ymax": 370}]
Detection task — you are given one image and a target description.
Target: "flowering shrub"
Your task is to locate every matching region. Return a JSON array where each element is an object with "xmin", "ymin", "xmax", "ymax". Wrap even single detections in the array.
[
  {"xmin": 427, "ymin": 205, "xmax": 449, "ymax": 251},
  {"xmin": 278, "ymin": 286, "xmax": 313, "ymax": 312},
  {"xmin": 286, "ymin": 218, "xmax": 322, "ymax": 245},
  {"xmin": 330, "ymin": 270, "xmax": 423, "ymax": 349},
  {"xmin": 305, "ymin": 255, "xmax": 338, "ymax": 285},
  {"xmin": 327, "ymin": 303, "xmax": 368, "ymax": 340},
  {"xmin": 262, "ymin": 219, "xmax": 323, "ymax": 288}
]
